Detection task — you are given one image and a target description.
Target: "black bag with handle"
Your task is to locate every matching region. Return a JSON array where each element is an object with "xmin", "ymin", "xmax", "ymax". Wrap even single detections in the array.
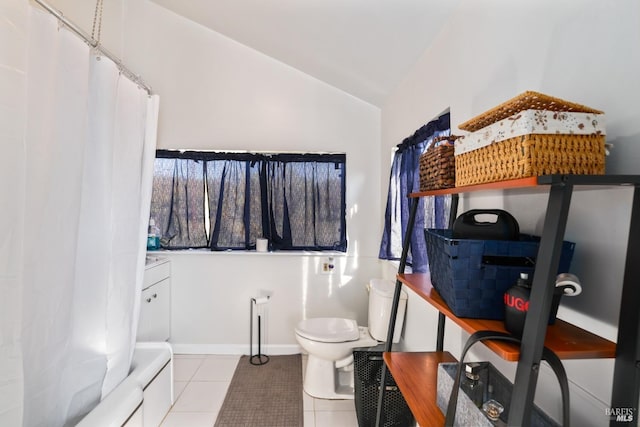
[{"xmin": 452, "ymin": 209, "xmax": 520, "ymax": 241}]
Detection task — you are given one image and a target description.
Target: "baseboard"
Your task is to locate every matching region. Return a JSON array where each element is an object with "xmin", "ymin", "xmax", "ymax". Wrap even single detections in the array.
[{"xmin": 170, "ymin": 343, "xmax": 302, "ymax": 355}]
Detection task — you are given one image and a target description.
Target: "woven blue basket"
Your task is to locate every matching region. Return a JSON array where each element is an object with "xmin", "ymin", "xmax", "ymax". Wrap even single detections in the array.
[{"xmin": 424, "ymin": 229, "xmax": 575, "ymax": 320}]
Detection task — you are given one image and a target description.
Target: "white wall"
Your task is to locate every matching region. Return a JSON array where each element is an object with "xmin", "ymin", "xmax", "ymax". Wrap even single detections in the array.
[
  {"xmin": 44, "ymin": 0, "xmax": 384, "ymax": 354},
  {"xmin": 0, "ymin": 0, "xmax": 27, "ymax": 425},
  {"xmin": 161, "ymin": 251, "xmax": 382, "ymax": 354},
  {"xmin": 382, "ymin": 0, "xmax": 640, "ymax": 425},
  {"xmin": 129, "ymin": 1, "xmax": 382, "ymax": 354}
]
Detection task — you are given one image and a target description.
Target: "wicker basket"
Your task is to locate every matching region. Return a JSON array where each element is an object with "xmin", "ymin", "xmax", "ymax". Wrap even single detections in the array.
[
  {"xmin": 458, "ymin": 91, "xmax": 603, "ymax": 132},
  {"xmin": 419, "ymin": 136, "xmax": 457, "ymax": 191},
  {"xmin": 455, "ymin": 133, "xmax": 606, "ymax": 186},
  {"xmin": 455, "ymin": 91, "xmax": 606, "ymax": 186}
]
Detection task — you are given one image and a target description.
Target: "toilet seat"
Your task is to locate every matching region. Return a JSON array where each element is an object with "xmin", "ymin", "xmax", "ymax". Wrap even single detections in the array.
[{"xmin": 295, "ymin": 317, "xmax": 359, "ymax": 343}]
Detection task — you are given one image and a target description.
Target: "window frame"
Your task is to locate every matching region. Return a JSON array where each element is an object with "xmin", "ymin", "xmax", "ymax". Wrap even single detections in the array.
[{"xmin": 150, "ymin": 150, "xmax": 347, "ymax": 252}]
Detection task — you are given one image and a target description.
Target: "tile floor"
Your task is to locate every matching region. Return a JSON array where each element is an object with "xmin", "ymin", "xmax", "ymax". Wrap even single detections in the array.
[{"xmin": 160, "ymin": 354, "xmax": 358, "ymax": 427}]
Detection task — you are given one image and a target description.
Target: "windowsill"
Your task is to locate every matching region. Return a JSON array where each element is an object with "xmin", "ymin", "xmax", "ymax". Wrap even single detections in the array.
[{"xmin": 146, "ymin": 249, "xmax": 348, "ymax": 257}]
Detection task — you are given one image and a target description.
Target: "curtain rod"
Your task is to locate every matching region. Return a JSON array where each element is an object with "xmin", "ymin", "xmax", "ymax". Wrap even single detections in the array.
[{"xmin": 33, "ymin": 0, "xmax": 152, "ymax": 95}]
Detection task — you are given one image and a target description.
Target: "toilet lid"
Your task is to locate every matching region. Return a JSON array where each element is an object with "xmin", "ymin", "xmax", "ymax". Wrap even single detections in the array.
[{"xmin": 295, "ymin": 318, "xmax": 359, "ymax": 343}]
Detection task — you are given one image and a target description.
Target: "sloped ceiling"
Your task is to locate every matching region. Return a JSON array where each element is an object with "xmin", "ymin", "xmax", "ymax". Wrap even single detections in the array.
[{"xmin": 150, "ymin": 0, "xmax": 459, "ymax": 106}]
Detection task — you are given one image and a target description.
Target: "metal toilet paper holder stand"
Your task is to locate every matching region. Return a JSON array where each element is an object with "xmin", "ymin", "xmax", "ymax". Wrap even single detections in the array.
[{"xmin": 249, "ymin": 296, "xmax": 270, "ymax": 365}]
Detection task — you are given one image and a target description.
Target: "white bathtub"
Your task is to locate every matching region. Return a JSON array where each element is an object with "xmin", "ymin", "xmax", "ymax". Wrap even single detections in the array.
[{"xmin": 77, "ymin": 342, "xmax": 174, "ymax": 427}]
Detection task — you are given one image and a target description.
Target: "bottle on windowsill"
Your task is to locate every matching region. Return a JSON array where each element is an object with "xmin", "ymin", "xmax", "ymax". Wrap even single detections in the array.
[{"xmin": 147, "ymin": 218, "xmax": 160, "ymax": 250}]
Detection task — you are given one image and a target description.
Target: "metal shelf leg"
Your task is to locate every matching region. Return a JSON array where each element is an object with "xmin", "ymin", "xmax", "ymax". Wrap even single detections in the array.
[
  {"xmin": 509, "ymin": 182, "xmax": 573, "ymax": 426},
  {"xmin": 610, "ymin": 185, "xmax": 640, "ymax": 427},
  {"xmin": 375, "ymin": 197, "xmax": 420, "ymax": 427}
]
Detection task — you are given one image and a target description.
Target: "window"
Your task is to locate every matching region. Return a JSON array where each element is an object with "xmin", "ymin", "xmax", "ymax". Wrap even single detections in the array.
[
  {"xmin": 378, "ymin": 112, "xmax": 451, "ymax": 272},
  {"xmin": 150, "ymin": 150, "xmax": 347, "ymax": 252}
]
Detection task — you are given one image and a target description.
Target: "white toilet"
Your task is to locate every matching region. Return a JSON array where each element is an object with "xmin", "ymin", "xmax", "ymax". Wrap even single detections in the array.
[{"xmin": 295, "ymin": 279, "xmax": 408, "ymax": 399}]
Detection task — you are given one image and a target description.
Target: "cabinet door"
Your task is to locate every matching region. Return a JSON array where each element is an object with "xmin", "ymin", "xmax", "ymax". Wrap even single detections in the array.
[{"xmin": 137, "ymin": 278, "xmax": 170, "ymax": 341}]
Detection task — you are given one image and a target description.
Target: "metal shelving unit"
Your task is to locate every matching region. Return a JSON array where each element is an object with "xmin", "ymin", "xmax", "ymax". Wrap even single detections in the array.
[{"xmin": 375, "ymin": 175, "xmax": 640, "ymax": 427}]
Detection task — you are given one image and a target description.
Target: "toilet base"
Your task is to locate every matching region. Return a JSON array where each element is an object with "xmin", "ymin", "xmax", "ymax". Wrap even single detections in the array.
[{"xmin": 303, "ymin": 355, "xmax": 354, "ymax": 399}]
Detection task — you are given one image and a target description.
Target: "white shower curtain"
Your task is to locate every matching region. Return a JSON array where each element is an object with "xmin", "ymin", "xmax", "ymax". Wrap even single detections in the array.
[{"xmin": 18, "ymin": 7, "xmax": 159, "ymax": 426}]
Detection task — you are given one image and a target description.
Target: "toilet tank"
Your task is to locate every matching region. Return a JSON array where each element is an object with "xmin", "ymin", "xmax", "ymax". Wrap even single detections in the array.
[{"xmin": 368, "ymin": 279, "xmax": 408, "ymax": 343}]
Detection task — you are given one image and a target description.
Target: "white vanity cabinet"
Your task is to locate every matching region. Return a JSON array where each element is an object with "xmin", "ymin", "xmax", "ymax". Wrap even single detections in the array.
[{"xmin": 137, "ymin": 257, "xmax": 171, "ymax": 342}]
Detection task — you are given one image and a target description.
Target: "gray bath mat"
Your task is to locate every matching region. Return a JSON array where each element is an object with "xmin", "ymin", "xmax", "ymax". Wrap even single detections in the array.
[{"xmin": 215, "ymin": 354, "xmax": 303, "ymax": 427}]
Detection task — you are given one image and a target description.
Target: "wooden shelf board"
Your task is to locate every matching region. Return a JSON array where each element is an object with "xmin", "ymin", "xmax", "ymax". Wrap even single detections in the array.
[
  {"xmin": 410, "ymin": 175, "xmax": 640, "ymax": 198},
  {"xmin": 398, "ymin": 273, "xmax": 616, "ymax": 361},
  {"xmin": 384, "ymin": 351, "xmax": 457, "ymax": 427},
  {"xmin": 410, "ymin": 176, "xmax": 541, "ymax": 197}
]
